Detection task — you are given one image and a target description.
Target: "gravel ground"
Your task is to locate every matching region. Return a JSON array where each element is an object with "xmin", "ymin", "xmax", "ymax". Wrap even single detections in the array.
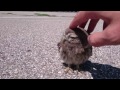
[{"xmin": 0, "ymin": 11, "xmax": 120, "ymax": 79}]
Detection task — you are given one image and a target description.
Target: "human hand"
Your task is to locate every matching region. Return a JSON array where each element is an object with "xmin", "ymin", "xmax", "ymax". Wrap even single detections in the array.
[{"xmin": 69, "ymin": 11, "xmax": 120, "ymax": 47}]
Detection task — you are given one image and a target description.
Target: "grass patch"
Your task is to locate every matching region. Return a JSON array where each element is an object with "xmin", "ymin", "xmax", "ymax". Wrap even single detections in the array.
[
  {"xmin": 6, "ymin": 13, "xmax": 13, "ymax": 14},
  {"xmin": 34, "ymin": 13, "xmax": 56, "ymax": 17}
]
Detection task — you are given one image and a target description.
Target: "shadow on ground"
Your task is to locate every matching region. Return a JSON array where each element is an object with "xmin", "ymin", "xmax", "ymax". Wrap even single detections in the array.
[
  {"xmin": 63, "ymin": 60, "xmax": 120, "ymax": 79},
  {"xmin": 80, "ymin": 61, "xmax": 120, "ymax": 79}
]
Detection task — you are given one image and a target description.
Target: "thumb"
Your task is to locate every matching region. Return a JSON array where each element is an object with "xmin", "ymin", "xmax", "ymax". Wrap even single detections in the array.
[
  {"xmin": 88, "ymin": 32, "xmax": 108, "ymax": 47},
  {"xmin": 88, "ymin": 23, "xmax": 120, "ymax": 47}
]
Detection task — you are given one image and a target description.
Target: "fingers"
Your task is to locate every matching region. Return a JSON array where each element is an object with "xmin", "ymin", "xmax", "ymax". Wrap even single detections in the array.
[
  {"xmin": 69, "ymin": 11, "xmax": 112, "ymax": 30},
  {"xmin": 88, "ymin": 32, "xmax": 108, "ymax": 47},
  {"xmin": 80, "ymin": 20, "xmax": 88, "ymax": 29},
  {"xmin": 69, "ymin": 11, "xmax": 101, "ymax": 29},
  {"xmin": 69, "ymin": 11, "xmax": 89, "ymax": 29},
  {"xmin": 87, "ymin": 19, "xmax": 99, "ymax": 34},
  {"xmin": 103, "ymin": 21, "xmax": 109, "ymax": 30}
]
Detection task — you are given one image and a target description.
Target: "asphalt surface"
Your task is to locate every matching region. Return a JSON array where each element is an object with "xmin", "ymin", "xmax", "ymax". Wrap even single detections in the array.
[{"xmin": 0, "ymin": 11, "xmax": 120, "ymax": 79}]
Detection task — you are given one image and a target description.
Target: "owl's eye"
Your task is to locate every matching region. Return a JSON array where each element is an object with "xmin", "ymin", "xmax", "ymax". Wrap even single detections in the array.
[{"xmin": 70, "ymin": 37, "xmax": 78, "ymax": 39}]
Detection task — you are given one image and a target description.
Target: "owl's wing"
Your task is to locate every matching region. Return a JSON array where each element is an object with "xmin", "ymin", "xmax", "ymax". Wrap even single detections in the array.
[
  {"xmin": 84, "ymin": 45, "xmax": 92, "ymax": 56},
  {"xmin": 57, "ymin": 42, "xmax": 61, "ymax": 52}
]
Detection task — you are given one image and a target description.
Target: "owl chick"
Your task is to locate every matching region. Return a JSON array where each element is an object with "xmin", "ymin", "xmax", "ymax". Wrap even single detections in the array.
[{"xmin": 57, "ymin": 27, "xmax": 92, "ymax": 73}]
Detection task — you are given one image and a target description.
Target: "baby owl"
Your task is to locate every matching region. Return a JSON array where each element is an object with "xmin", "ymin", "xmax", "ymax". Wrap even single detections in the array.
[{"xmin": 57, "ymin": 27, "xmax": 92, "ymax": 72}]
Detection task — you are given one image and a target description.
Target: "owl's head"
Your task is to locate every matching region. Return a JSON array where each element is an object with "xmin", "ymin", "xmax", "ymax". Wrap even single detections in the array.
[
  {"xmin": 64, "ymin": 27, "xmax": 89, "ymax": 46},
  {"xmin": 64, "ymin": 32, "xmax": 80, "ymax": 44}
]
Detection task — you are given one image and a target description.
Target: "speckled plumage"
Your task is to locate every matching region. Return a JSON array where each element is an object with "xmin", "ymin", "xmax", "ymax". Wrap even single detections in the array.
[{"xmin": 58, "ymin": 27, "xmax": 92, "ymax": 70}]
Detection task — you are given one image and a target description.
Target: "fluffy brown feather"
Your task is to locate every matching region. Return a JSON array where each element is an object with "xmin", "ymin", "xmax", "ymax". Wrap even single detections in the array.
[{"xmin": 58, "ymin": 27, "xmax": 92, "ymax": 69}]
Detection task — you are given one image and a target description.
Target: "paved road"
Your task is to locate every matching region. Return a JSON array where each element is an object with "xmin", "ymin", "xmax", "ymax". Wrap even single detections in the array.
[{"xmin": 0, "ymin": 11, "xmax": 120, "ymax": 79}]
